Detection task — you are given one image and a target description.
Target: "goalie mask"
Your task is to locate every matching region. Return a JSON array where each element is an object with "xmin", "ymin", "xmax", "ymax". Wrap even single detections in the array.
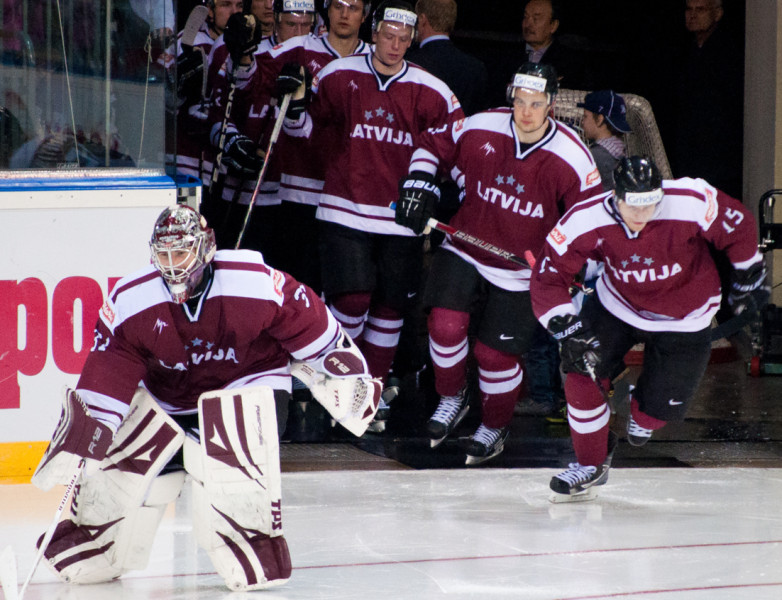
[
  {"xmin": 150, "ymin": 205, "xmax": 216, "ymax": 304},
  {"xmin": 506, "ymin": 62, "xmax": 559, "ymax": 105}
]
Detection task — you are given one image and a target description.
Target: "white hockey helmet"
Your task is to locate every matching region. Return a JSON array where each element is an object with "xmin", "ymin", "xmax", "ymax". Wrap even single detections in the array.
[
  {"xmin": 371, "ymin": 0, "xmax": 417, "ymax": 33},
  {"xmin": 150, "ymin": 205, "xmax": 216, "ymax": 304}
]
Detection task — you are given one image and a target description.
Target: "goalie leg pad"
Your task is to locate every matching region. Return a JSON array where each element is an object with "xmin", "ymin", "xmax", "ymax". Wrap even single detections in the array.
[
  {"xmin": 42, "ymin": 388, "xmax": 185, "ymax": 583},
  {"xmin": 185, "ymin": 386, "xmax": 291, "ymax": 591}
]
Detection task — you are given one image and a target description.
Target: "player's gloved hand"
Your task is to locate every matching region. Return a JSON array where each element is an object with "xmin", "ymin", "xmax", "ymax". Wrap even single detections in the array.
[
  {"xmin": 727, "ymin": 261, "xmax": 770, "ymax": 316},
  {"xmin": 395, "ymin": 171, "xmax": 441, "ymax": 235},
  {"xmin": 276, "ymin": 62, "xmax": 311, "ymax": 118},
  {"xmin": 223, "ymin": 131, "xmax": 265, "ymax": 176},
  {"xmin": 31, "ymin": 388, "xmax": 114, "ymax": 491},
  {"xmin": 223, "ymin": 13, "xmax": 261, "ymax": 65},
  {"xmin": 176, "ymin": 45, "xmax": 206, "ymax": 101},
  {"xmin": 548, "ymin": 314, "xmax": 602, "ymax": 376}
]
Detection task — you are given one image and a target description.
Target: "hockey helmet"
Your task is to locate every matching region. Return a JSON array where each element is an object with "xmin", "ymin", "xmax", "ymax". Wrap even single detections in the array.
[
  {"xmin": 324, "ymin": 0, "xmax": 372, "ymax": 19},
  {"xmin": 150, "ymin": 205, "xmax": 216, "ymax": 304},
  {"xmin": 506, "ymin": 62, "xmax": 559, "ymax": 105},
  {"xmin": 614, "ymin": 156, "xmax": 663, "ymax": 206},
  {"xmin": 273, "ymin": 0, "xmax": 316, "ymax": 14},
  {"xmin": 371, "ymin": 0, "xmax": 417, "ymax": 33}
]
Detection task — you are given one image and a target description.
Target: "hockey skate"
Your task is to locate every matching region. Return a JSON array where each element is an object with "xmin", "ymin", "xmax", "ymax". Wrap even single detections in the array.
[
  {"xmin": 464, "ymin": 424, "xmax": 509, "ymax": 466},
  {"xmin": 366, "ymin": 384, "xmax": 399, "ymax": 433},
  {"xmin": 427, "ymin": 387, "xmax": 469, "ymax": 448},
  {"xmin": 626, "ymin": 415, "xmax": 653, "ymax": 446},
  {"xmin": 549, "ymin": 431, "xmax": 618, "ymax": 503}
]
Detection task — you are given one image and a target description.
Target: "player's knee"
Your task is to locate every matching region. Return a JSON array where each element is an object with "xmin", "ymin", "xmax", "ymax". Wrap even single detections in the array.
[
  {"xmin": 428, "ymin": 307, "xmax": 470, "ymax": 346},
  {"xmin": 473, "ymin": 339, "xmax": 518, "ymax": 372}
]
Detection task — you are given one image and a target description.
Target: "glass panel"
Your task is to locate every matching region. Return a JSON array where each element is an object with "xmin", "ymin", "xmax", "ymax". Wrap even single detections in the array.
[{"xmin": 0, "ymin": 0, "xmax": 175, "ymax": 172}]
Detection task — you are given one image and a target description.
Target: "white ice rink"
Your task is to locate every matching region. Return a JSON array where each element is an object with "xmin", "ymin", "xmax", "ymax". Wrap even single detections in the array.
[{"xmin": 1, "ymin": 467, "xmax": 781, "ymax": 600}]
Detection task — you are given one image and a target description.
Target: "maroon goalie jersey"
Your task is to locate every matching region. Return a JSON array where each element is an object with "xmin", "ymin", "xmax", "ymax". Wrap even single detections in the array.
[
  {"xmin": 409, "ymin": 110, "xmax": 602, "ymax": 291},
  {"xmin": 77, "ymin": 250, "xmax": 339, "ymax": 427},
  {"xmin": 531, "ymin": 178, "xmax": 762, "ymax": 332},
  {"xmin": 286, "ymin": 54, "xmax": 464, "ymax": 235}
]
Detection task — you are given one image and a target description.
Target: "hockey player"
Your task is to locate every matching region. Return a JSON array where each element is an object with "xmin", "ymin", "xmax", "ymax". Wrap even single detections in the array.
[
  {"xmin": 530, "ymin": 156, "xmax": 767, "ymax": 500},
  {"xmin": 31, "ymin": 205, "xmax": 382, "ymax": 590},
  {"xmin": 282, "ymin": 0, "xmax": 464, "ymax": 430},
  {"xmin": 395, "ymin": 62, "xmax": 602, "ymax": 463}
]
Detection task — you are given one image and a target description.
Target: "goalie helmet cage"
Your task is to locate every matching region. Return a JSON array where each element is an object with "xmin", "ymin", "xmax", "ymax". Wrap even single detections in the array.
[{"xmin": 553, "ymin": 89, "xmax": 673, "ymax": 179}]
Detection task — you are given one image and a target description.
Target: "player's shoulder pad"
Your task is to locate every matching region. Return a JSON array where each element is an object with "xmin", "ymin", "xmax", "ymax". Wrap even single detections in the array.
[
  {"xmin": 403, "ymin": 63, "xmax": 462, "ymax": 110},
  {"xmin": 659, "ymin": 177, "xmax": 721, "ymax": 229},
  {"xmin": 546, "ymin": 120, "xmax": 601, "ymax": 190},
  {"xmin": 547, "ymin": 192, "xmax": 613, "ymax": 255},
  {"xmin": 102, "ymin": 264, "xmax": 170, "ymax": 331},
  {"xmin": 213, "ymin": 249, "xmax": 288, "ymax": 305}
]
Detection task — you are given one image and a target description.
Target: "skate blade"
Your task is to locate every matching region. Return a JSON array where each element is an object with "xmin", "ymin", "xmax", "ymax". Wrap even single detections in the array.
[
  {"xmin": 464, "ymin": 443, "xmax": 505, "ymax": 466},
  {"xmin": 430, "ymin": 436, "xmax": 446, "ymax": 449},
  {"xmin": 548, "ymin": 487, "xmax": 599, "ymax": 504}
]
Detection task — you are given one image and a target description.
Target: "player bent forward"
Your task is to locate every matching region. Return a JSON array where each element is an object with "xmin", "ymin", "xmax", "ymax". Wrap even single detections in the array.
[
  {"xmin": 31, "ymin": 205, "xmax": 382, "ymax": 590},
  {"xmin": 530, "ymin": 156, "xmax": 768, "ymax": 501}
]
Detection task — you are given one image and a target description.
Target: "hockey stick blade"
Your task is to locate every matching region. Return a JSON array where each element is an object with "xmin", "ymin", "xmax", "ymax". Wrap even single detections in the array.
[
  {"xmin": 181, "ymin": 5, "xmax": 209, "ymax": 47},
  {"xmin": 0, "ymin": 546, "xmax": 19, "ymax": 600}
]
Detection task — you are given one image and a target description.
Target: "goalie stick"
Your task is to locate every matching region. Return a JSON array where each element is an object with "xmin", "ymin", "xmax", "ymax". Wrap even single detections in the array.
[{"xmin": 235, "ymin": 93, "xmax": 292, "ymax": 249}]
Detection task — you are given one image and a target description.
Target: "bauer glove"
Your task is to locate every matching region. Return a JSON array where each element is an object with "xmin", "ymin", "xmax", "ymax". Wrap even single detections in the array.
[
  {"xmin": 548, "ymin": 314, "xmax": 602, "ymax": 376},
  {"xmin": 223, "ymin": 13, "xmax": 261, "ymax": 65},
  {"xmin": 223, "ymin": 131, "xmax": 264, "ymax": 176},
  {"xmin": 395, "ymin": 171, "xmax": 441, "ymax": 235},
  {"xmin": 727, "ymin": 261, "xmax": 770, "ymax": 316},
  {"xmin": 276, "ymin": 62, "xmax": 311, "ymax": 118}
]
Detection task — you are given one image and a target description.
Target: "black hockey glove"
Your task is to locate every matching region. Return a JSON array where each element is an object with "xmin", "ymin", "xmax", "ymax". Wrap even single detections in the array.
[
  {"xmin": 223, "ymin": 13, "xmax": 261, "ymax": 65},
  {"xmin": 222, "ymin": 132, "xmax": 264, "ymax": 176},
  {"xmin": 727, "ymin": 261, "xmax": 770, "ymax": 316},
  {"xmin": 548, "ymin": 314, "xmax": 602, "ymax": 376},
  {"xmin": 276, "ymin": 62, "xmax": 312, "ymax": 118},
  {"xmin": 176, "ymin": 46, "xmax": 206, "ymax": 102},
  {"xmin": 395, "ymin": 171, "xmax": 441, "ymax": 235}
]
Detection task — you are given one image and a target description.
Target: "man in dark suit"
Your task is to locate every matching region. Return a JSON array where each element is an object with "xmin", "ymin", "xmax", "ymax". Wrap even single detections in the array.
[
  {"xmin": 405, "ymin": 0, "xmax": 489, "ymax": 116},
  {"xmin": 521, "ymin": 0, "xmax": 588, "ymax": 91}
]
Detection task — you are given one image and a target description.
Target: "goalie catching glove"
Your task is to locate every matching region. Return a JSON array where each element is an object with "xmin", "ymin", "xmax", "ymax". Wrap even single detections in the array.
[
  {"xmin": 727, "ymin": 261, "xmax": 769, "ymax": 316},
  {"xmin": 395, "ymin": 171, "xmax": 440, "ymax": 235},
  {"xmin": 32, "ymin": 388, "xmax": 114, "ymax": 491},
  {"xmin": 290, "ymin": 331, "xmax": 382, "ymax": 437},
  {"xmin": 548, "ymin": 314, "xmax": 602, "ymax": 377}
]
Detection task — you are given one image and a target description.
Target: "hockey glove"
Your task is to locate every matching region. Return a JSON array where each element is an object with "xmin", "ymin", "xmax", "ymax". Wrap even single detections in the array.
[
  {"xmin": 395, "ymin": 171, "xmax": 441, "ymax": 235},
  {"xmin": 548, "ymin": 314, "xmax": 602, "ymax": 376},
  {"xmin": 727, "ymin": 261, "xmax": 770, "ymax": 316},
  {"xmin": 276, "ymin": 62, "xmax": 311, "ymax": 119},
  {"xmin": 31, "ymin": 388, "xmax": 114, "ymax": 491},
  {"xmin": 223, "ymin": 13, "xmax": 261, "ymax": 65},
  {"xmin": 223, "ymin": 131, "xmax": 265, "ymax": 176}
]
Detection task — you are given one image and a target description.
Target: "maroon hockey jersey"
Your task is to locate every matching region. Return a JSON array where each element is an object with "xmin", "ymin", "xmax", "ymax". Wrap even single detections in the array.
[
  {"xmin": 285, "ymin": 54, "xmax": 464, "ymax": 235},
  {"xmin": 531, "ymin": 178, "xmax": 762, "ymax": 332},
  {"xmin": 77, "ymin": 250, "xmax": 339, "ymax": 427},
  {"xmin": 410, "ymin": 110, "xmax": 602, "ymax": 291}
]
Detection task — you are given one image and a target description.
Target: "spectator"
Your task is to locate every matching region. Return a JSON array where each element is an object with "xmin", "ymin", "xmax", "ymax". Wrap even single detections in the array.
[{"xmin": 579, "ymin": 89, "xmax": 630, "ymax": 191}]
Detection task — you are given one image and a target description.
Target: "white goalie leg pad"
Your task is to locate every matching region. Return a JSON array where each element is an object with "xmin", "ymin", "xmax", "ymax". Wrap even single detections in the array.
[
  {"xmin": 291, "ymin": 330, "xmax": 382, "ymax": 437},
  {"xmin": 185, "ymin": 386, "xmax": 291, "ymax": 591},
  {"xmin": 42, "ymin": 388, "xmax": 185, "ymax": 584}
]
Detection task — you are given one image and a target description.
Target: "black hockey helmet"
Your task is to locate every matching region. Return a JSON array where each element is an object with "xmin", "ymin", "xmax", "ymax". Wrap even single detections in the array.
[
  {"xmin": 371, "ymin": 0, "xmax": 417, "ymax": 33},
  {"xmin": 614, "ymin": 156, "xmax": 663, "ymax": 205},
  {"xmin": 323, "ymin": 0, "xmax": 372, "ymax": 19},
  {"xmin": 273, "ymin": 0, "xmax": 316, "ymax": 14},
  {"xmin": 506, "ymin": 62, "xmax": 559, "ymax": 104}
]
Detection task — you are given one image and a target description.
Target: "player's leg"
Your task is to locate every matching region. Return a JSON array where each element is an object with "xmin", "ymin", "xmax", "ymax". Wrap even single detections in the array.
[
  {"xmin": 40, "ymin": 389, "xmax": 186, "ymax": 583},
  {"xmin": 628, "ymin": 327, "xmax": 712, "ymax": 445},
  {"xmin": 549, "ymin": 298, "xmax": 634, "ymax": 501},
  {"xmin": 422, "ymin": 249, "xmax": 482, "ymax": 447},
  {"xmin": 186, "ymin": 386, "xmax": 291, "ymax": 591},
  {"xmin": 319, "ymin": 222, "xmax": 374, "ymax": 340},
  {"xmin": 467, "ymin": 286, "xmax": 536, "ymax": 465}
]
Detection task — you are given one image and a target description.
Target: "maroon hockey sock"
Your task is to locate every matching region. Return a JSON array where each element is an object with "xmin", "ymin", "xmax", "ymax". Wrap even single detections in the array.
[
  {"xmin": 564, "ymin": 373, "xmax": 611, "ymax": 466},
  {"xmin": 329, "ymin": 292, "xmax": 372, "ymax": 340},
  {"xmin": 360, "ymin": 305, "xmax": 403, "ymax": 384},
  {"xmin": 474, "ymin": 341, "xmax": 521, "ymax": 428},
  {"xmin": 428, "ymin": 307, "xmax": 471, "ymax": 396},
  {"xmin": 630, "ymin": 396, "xmax": 667, "ymax": 430}
]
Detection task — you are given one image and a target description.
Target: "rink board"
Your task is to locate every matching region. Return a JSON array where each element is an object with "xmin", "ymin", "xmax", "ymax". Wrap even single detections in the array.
[{"xmin": 0, "ymin": 172, "xmax": 176, "ymax": 480}]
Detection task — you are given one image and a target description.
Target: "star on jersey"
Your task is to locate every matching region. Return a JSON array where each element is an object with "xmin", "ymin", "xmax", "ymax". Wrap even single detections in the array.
[{"xmin": 477, "ymin": 173, "xmax": 541, "ymax": 218}]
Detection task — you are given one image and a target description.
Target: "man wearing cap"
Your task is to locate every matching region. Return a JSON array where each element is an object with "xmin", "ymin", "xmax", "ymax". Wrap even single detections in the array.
[{"xmin": 579, "ymin": 90, "xmax": 631, "ymax": 191}]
